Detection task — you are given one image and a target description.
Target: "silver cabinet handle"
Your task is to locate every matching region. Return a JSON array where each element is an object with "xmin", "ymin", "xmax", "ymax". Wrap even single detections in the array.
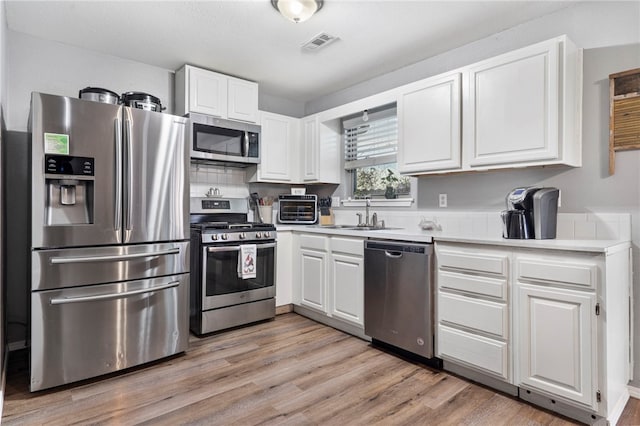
[
  {"xmin": 114, "ymin": 118, "xmax": 123, "ymax": 232},
  {"xmin": 50, "ymin": 248, "xmax": 180, "ymax": 264},
  {"xmin": 207, "ymin": 242, "xmax": 276, "ymax": 253},
  {"xmin": 124, "ymin": 118, "xmax": 133, "ymax": 231},
  {"xmin": 50, "ymin": 281, "xmax": 180, "ymax": 305},
  {"xmin": 385, "ymin": 251, "xmax": 403, "ymax": 259}
]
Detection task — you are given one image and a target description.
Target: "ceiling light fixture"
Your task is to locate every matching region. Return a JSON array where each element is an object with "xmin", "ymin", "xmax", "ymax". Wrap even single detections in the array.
[{"xmin": 271, "ymin": 0, "xmax": 324, "ymax": 23}]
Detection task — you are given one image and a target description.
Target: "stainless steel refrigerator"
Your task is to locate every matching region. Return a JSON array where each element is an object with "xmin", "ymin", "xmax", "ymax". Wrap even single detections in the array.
[{"xmin": 29, "ymin": 92, "xmax": 190, "ymax": 391}]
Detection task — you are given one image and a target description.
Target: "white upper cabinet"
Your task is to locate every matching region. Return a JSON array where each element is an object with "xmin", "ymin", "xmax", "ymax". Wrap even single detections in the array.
[
  {"xmin": 175, "ymin": 65, "xmax": 259, "ymax": 123},
  {"xmin": 301, "ymin": 115, "xmax": 320, "ymax": 181},
  {"xmin": 464, "ymin": 36, "xmax": 581, "ymax": 169},
  {"xmin": 396, "ymin": 35, "xmax": 581, "ymax": 176},
  {"xmin": 228, "ymin": 77, "xmax": 259, "ymax": 123},
  {"xmin": 398, "ymin": 72, "xmax": 462, "ymax": 173},
  {"xmin": 248, "ymin": 111, "xmax": 299, "ymax": 182}
]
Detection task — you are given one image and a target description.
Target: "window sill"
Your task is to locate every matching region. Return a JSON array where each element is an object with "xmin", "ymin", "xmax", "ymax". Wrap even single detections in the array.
[{"xmin": 341, "ymin": 198, "xmax": 414, "ymax": 208}]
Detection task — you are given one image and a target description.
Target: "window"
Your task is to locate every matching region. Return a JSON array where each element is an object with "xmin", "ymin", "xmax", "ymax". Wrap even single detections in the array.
[{"xmin": 343, "ymin": 104, "xmax": 410, "ymax": 198}]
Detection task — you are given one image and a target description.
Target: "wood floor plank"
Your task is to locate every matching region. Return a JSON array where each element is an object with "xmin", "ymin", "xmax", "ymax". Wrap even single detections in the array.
[{"xmin": 2, "ymin": 313, "xmax": 639, "ymax": 425}]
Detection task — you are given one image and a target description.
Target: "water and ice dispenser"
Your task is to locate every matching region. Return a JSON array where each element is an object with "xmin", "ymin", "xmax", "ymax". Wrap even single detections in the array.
[{"xmin": 44, "ymin": 155, "xmax": 95, "ymax": 226}]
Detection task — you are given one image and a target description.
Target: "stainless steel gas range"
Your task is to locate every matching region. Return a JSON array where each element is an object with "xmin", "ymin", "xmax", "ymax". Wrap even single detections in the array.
[{"xmin": 189, "ymin": 197, "xmax": 276, "ymax": 335}]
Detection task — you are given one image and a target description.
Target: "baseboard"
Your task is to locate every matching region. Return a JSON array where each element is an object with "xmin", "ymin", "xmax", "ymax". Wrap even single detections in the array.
[
  {"xmin": 628, "ymin": 384, "xmax": 640, "ymax": 399},
  {"xmin": 275, "ymin": 304, "xmax": 294, "ymax": 315},
  {"xmin": 608, "ymin": 387, "xmax": 630, "ymax": 426}
]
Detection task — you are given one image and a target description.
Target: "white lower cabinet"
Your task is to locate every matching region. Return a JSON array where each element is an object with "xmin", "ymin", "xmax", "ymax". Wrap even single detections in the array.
[
  {"xmin": 436, "ymin": 241, "xmax": 631, "ymax": 423},
  {"xmin": 294, "ymin": 233, "xmax": 365, "ymax": 331},
  {"xmin": 435, "ymin": 243, "xmax": 511, "ymax": 381},
  {"xmin": 516, "ymin": 283, "xmax": 596, "ymax": 408}
]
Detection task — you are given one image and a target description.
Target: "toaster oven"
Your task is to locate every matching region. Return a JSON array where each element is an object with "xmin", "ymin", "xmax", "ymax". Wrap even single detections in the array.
[{"xmin": 278, "ymin": 194, "xmax": 318, "ymax": 224}]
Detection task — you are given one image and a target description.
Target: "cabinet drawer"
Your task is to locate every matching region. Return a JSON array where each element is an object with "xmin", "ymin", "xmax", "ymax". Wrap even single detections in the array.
[
  {"xmin": 299, "ymin": 234, "xmax": 327, "ymax": 251},
  {"xmin": 438, "ymin": 248, "xmax": 508, "ymax": 276},
  {"xmin": 439, "ymin": 292, "xmax": 508, "ymax": 338},
  {"xmin": 438, "ymin": 325, "xmax": 509, "ymax": 380},
  {"xmin": 517, "ymin": 257, "xmax": 598, "ymax": 289},
  {"xmin": 439, "ymin": 270, "xmax": 506, "ymax": 300},
  {"xmin": 330, "ymin": 237, "xmax": 364, "ymax": 256}
]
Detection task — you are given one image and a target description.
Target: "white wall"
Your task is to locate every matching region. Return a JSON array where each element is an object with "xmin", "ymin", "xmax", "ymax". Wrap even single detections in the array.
[
  {"xmin": 5, "ymin": 30, "xmax": 175, "ymax": 132},
  {"xmin": 5, "ymin": 30, "xmax": 305, "ymax": 132}
]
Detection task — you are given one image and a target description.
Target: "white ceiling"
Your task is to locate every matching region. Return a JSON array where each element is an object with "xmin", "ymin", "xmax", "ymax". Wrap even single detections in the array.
[{"xmin": 4, "ymin": 0, "xmax": 577, "ymax": 104}]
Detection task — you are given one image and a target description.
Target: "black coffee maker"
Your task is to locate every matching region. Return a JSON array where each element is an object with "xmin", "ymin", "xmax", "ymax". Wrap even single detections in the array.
[{"xmin": 502, "ymin": 187, "xmax": 559, "ymax": 239}]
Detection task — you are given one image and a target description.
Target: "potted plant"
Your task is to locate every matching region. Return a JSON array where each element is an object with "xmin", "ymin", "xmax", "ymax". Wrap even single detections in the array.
[{"xmin": 383, "ymin": 168, "xmax": 399, "ymax": 199}]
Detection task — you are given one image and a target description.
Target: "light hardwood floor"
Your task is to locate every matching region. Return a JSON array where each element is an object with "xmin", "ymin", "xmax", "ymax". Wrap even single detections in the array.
[{"xmin": 2, "ymin": 313, "xmax": 638, "ymax": 425}]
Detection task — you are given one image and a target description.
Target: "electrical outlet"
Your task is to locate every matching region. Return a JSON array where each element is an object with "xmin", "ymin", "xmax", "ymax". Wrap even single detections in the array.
[
  {"xmin": 331, "ymin": 196, "xmax": 340, "ymax": 206},
  {"xmin": 438, "ymin": 193, "xmax": 447, "ymax": 208}
]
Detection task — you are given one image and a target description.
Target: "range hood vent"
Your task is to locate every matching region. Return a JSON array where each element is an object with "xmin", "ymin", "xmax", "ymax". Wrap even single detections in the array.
[{"xmin": 302, "ymin": 32, "xmax": 338, "ymax": 51}]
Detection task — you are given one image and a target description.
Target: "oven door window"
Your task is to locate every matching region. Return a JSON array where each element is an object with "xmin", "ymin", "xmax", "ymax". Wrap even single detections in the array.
[
  {"xmin": 194, "ymin": 123, "xmax": 244, "ymax": 156},
  {"xmin": 204, "ymin": 245, "xmax": 275, "ymax": 296}
]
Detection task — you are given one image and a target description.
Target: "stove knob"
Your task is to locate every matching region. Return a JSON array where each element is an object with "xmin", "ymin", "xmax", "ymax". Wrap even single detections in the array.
[
  {"xmin": 255, "ymin": 232, "xmax": 262, "ymax": 239},
  {"xmin": 264, "ymin": 231, "xmax": 271, "ymax": 238},
  {"xmin": 221, "ymin": 234, "xmax": 228, "ymax": 240},
  {"xmin": 211, "ymin": 234, "xmax": 218, "ymax": 241},
  {"xmin": 239, "ymin": 233, "xmax": 246, "ymax": 240}
]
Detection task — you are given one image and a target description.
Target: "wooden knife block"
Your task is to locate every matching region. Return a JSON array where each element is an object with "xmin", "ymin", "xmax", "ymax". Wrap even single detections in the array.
[{"xmin": 319, "ymin": 209, "xmax": 335, "ymax": 226}]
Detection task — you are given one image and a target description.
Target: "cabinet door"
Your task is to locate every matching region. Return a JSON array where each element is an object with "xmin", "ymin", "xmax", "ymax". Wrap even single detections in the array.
[
  {"xmin": 228, "ymin": 78, "xmax": 259, "ymax": 123},
  {"xmin": 516, "ymin": 283, "xmax": 596, "ymax": 408},
  {"xmin": 187, "ymin": 67, "xmax": 228, "ymax": 118},
  {"xmin": 259, "ymin": 112, "xmax": 297, "ymax": 182},
  {"xmin": 275, "ymin": 231, "xmax": 293, "ymax": 306},
  {"xmin": 329, "ymin": 253, "xmax": 364, "ymax": 326},
  {"xmin": 300, "ymin": 248, "xmax": 327, "ymax": 312},
  {"xmin": 398, "ymin": 73, "xmax": 462, "ymax": 173},
  {"xmin": 465, "ymin": 39, "xmax": 560, "ymax": 167},
  {"xmin": 301, "ymin": 115, "xmax": 319, "ymax": 181}
]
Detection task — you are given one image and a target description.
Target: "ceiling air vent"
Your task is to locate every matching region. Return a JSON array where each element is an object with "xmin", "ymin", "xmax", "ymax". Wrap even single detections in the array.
[{"xmin": 302, "ymin": 32, "xmax": 338, "ymax": 51}]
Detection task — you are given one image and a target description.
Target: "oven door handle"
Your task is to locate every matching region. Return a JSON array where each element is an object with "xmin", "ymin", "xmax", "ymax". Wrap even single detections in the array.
[
  {"xmin": 206, "ymin": 242, "xmax": 276, "ymax": 253},
  {"xmin": 49, "ymin": 281, "xmax": 180, "ymax": 305}
]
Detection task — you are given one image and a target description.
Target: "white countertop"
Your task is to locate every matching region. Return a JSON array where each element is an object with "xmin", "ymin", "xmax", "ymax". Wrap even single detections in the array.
[{"xmin": 275, "ymin": 224, "xmax": 630, "ymax": 254}]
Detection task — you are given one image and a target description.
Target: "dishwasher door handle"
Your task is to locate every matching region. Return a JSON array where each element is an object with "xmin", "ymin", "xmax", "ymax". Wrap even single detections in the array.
[{"xmin": 385, "ymin": 250, "xmax": 403, "ymax": 259}]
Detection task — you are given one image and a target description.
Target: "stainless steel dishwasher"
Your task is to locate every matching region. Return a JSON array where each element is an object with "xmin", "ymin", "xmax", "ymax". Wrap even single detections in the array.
[{"xmin": 364, "ymin": 239, "xmax": 434, "ymax": 358}]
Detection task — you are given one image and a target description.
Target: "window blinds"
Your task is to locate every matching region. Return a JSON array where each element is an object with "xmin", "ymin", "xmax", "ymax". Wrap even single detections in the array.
[{"xmin": 343, "ymin": 106, "xmax": 397, "ymax": 170}]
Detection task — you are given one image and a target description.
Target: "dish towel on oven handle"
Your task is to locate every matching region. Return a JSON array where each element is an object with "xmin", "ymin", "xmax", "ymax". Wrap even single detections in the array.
[{"xmin": 238, "ymin": 244, "xmax": 257, "ymax": 279}]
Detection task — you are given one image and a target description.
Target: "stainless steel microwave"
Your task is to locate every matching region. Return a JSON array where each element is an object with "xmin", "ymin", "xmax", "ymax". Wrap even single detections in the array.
[{"xmin": 188, "ymin": 112, "xmax": 260, "ymax": 165}]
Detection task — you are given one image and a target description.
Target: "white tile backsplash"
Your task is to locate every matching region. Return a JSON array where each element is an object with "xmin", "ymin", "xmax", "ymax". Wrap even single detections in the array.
[
  {"xmin": 189, "ymin": 163, "xmax": 250, "ymax": 198},
  {"xmin": 332, "ymin": 209, "xmax": 631, "ymax": 241}
]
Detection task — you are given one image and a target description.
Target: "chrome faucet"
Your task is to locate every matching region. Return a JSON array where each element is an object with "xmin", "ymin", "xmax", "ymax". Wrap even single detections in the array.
[{"xmin": 365, "ymin": 198, "xmax": 371, "ymax": 226}]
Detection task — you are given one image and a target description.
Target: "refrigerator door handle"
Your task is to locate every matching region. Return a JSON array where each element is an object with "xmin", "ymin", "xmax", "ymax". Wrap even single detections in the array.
[
  {"xmin": 114, "ymin": 118, "xmax": 123, "ymax": 232},
  {"xmin": 49, "ymin": 280, "xmax": 180, "ymax": 305},
  {"xmin": 124, "ymin": 118, "xmax": 133, "ymax": 231},
  {"xmin": 49, "ymin": 247, "xmax": 180, "ymax": 264}
]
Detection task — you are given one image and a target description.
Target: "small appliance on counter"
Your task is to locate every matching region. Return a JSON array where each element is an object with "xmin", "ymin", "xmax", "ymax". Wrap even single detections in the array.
[
  {"xmin": 502, "ymin": 187, "xmax": 560, "ymax": 239},
  {"xmin": 278, "ymin": 194, "xmax": 318, "ymax": 224}
]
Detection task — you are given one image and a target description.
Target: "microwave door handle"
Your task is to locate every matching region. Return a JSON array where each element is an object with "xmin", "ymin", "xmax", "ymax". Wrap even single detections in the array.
[{"xmin": 243, "ymin": 131, "xmax": 250, "ymax": 158}]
